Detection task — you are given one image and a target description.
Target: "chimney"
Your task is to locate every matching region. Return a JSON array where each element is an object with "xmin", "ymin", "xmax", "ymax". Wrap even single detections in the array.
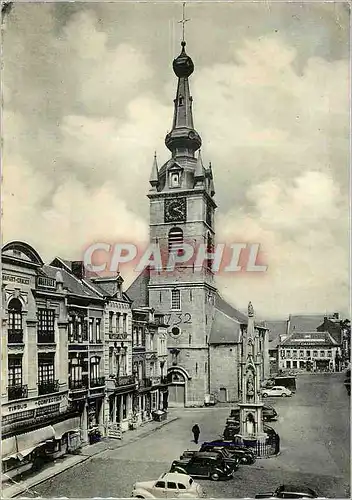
[{"xmin": 72, "ymin": 261, "xmax": 85, "ymax": 280}]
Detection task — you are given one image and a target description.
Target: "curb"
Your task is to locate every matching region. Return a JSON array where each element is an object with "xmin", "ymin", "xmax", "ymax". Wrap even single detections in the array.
[{"xmin": 3, "ymin": 417, "xmax": 179, "ymax": 498}]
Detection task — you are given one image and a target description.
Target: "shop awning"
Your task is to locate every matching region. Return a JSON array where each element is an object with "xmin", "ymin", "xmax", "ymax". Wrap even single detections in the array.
[
  {"xmin": 1, "ymin": 436, "xmax": 17, "ymax": 460},
  {"xmin": 16, "ymin": 425, "xmax": 55, "ymax": 460},
  {"xmin": 52, "ymin": 417, "xmax": 81, "ymax": 439}
]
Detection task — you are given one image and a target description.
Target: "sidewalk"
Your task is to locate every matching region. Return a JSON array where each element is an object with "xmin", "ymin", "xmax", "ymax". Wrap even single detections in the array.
[{"xmin": 1, "ymin": 414, "xmax": 179, "ymax": 499}]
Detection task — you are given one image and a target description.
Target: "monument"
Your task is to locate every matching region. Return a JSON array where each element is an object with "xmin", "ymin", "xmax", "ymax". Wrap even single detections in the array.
[{"xmin": 238, "ymin": 302, "xmax": 267, "ymax": 445}]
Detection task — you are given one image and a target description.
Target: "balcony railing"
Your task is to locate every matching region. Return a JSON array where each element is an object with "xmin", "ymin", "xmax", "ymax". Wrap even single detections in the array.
[
  {"xmin": 37, "ymin": 332, "xmax": 55, "ymax": 344},
  {"xmin": 109, "ymin": 332, "xmax": 128, "ymax": 340},
  {"xmin": 37, "ymin": 276, "xmax": 56, "ymax": 288},
  {"xmin": 38, "ymin": 379, "xmax": 60, "ymax": 395},
  {"xmin": 69, "ymin": 377, "xmax": 88, "ymax": 390},
  {"xmin": 90, "ymin": 376, "xmax": 105, "ymax": 388},
  {"xmin": 115, "ymin": 374, "xmax": 136, "ymax": 387},
  {"xmin": 8, "ymin": 384, "xmax": 28, "ymax": 401},
  {"xmin": 139, "ymin": 377, "xmax": 152, "ymax": 389},
  {"xmin": 8, "ymin": 330, "xmax": 23, "ymax": 344}
]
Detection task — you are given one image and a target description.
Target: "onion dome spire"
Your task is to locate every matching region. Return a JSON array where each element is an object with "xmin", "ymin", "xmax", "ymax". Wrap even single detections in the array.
[
  {"xmin": 149, "ymin": 151, "xmax": 159, "ymax": 190},
  {"xmin": 165, "ymin": 41, "xmax": 202, "ymax": 158}
]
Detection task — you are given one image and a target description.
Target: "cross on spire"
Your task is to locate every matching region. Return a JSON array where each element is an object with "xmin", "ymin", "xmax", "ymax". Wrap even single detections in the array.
[{"xmin": 178, "ymin": 2, "xmax": 190, "ymax": 43}]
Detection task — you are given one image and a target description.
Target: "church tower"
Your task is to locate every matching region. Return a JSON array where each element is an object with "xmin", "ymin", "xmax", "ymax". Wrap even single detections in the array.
[{"xmin": 147, "ymin": 40, "xmax": 217, "ymax": 407}]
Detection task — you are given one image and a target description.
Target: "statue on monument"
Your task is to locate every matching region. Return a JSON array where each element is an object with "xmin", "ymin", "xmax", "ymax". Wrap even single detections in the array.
[
  {"xmin": 246, "ymin": 371, "xmax": 255, "ymax": 399},
  {"xmin": 248, "ymin": 301, "xmax": 254, "ymax": 317}
]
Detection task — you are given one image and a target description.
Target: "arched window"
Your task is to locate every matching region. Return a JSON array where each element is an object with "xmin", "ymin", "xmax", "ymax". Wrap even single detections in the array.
[
  {"xmin": 168, "ymin": 227, "xmax": 184, "ymax": 253},
  {"xmin": 171, "ymin": 289, "xmax": 181, "ymax": 310},
  {"xmin": 90, "ymin": 356, "xmax": 101, "ymax": 385},
  {"xmin": 8, "ymin": 298, "xmax": 23, "ymax": 343}
]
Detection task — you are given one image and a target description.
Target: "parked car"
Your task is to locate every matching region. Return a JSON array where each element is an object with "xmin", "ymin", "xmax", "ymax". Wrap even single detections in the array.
[
  {"xmin": 131, "ymin": 472, "xmax": 205, "ymax": 498},
  {"xmin": 261, "ymin": 386, "xmax": 292, "ymax": 398},
  {"xmin": 262, "ymin": 376, "xmax": 297, "ymax": 393},
  {"xmin": 201, "ymin": 440, "xmax": 256, "ymax": 456},
  {"xmin": 204, "ymin": 394, "xmax": 216, "ymax": 406},
  {"xmin": 255, "ymin": 484, "xmax": 318, "ymax": 498},
  {"xmin": 180, "ymin": 450, "xmax": 240, "ymax": 469},
  {"xmin": 170, "ymin": 451, "xmax": 235, "ymax": 481},
  {"xmin": 199, "ymin": 444, "xmax": 256, "ymax": 465},
  {"xmin": 229, "ymin": 404, "xmax": 278, "ymax": 422}
]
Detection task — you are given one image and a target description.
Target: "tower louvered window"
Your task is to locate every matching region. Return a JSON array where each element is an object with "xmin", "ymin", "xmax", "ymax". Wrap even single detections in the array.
[{"xmin": 168, "ymin": 227, "xmax": 184, "ymax": 253}]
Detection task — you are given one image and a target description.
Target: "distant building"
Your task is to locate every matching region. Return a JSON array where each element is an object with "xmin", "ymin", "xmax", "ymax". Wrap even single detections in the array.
[{"xmin": 279, "ymin": 331, "xmax": 340, "ymax": 372}]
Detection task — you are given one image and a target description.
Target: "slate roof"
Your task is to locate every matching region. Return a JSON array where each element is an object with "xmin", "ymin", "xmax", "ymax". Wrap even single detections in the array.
[
  {"xmin": 281, "ymin": 330, "xmax": 338, "ymax": 347},
  {"xmin": 42, "ymin": 264, "xmax": 102, "ymax": 300},
  {"xmin": 264, "ymin": 320, "xmax": 288, "ymax": 349},
  {"xmin": 288, "ymin": 314, "xmax": 333, "ymax": 334},
  {"xmin": 208, "ymin": 308, "xmax": 241, "ymax": 344},
  {"xmin": 125, "ymin": 269, "xmax": 150, "ymax": 308}
]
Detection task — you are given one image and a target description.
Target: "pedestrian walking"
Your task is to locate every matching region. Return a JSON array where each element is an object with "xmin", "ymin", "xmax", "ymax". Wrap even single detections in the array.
[{"xmin": 192, "ymin": 423, "xmax": 200, "ymax": 444}]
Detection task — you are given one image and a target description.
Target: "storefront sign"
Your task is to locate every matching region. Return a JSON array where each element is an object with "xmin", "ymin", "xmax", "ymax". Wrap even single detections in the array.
[
  {"xmin": 3, "ymin": 274, "xmax": 30, "ymax": 285},
  {"xmin": 4, "ymin": 393, "xmax": 67, "ymax": 415}
]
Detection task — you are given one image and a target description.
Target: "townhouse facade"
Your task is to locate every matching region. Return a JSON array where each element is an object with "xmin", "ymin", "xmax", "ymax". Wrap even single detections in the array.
[
  {"xmin": 1, "ymin": 242, "xmax": 80, "ymax": 481},
  {"xmin": 1, "ymin": 242, "xmax": 170, "ymax": 480}
]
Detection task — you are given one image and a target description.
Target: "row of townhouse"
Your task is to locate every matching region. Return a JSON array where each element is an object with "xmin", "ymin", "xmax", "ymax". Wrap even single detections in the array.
[{"xmin": 1, "ymin": 241, "xmax": 169, "ymax": 481}]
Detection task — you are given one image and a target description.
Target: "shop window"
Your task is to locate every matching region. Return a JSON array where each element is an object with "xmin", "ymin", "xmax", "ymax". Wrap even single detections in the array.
[
  {"xmin": 8, "ymin": 298, "xmax": 23, "ymax": 343},
  {"xmin": 171, "ymin": 289, "xmax": 181, "ymax": 310}
]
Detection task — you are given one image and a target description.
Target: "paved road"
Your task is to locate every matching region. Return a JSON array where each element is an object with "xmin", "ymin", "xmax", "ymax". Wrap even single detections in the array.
[{"xmin": 30, "ymin": 373, "xmax": 350, "ymax": 498}]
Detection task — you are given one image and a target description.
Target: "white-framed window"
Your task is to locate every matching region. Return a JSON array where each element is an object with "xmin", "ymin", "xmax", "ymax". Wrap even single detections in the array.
[
  {"xmin": 89, "ymin": 319, "xmax": 94, "ymax": 343},
  {"xmin": 96, "ymin": 319, "xmax": 101, "ymax": 342},
  {"xmin": 171, "ymin": 289, "xmax": 181, "ymax": 310},
  {"xmin": 320, "ymin": 350, "xmax": 325, "ymax": 357},
  {"xmin": 299, "ymin": 350, "xmax": 304, "ymax": 358},
  {"xmin": 90, "ymin": 356, "xmax": 101, "ymax": 382},
  {"xmin": 313, "ymin": 350, "xmax": 318, "ymax": 357},
  {"xmin": 286, "ymin": 350, "xmax": 291, "ymax": 358},
  {"xmin": 327, "ymin": 350, "xmax": 332, "ymax": 357}
]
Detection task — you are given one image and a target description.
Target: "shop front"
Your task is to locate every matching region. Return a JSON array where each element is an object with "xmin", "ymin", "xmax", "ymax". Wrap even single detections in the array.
[{"xmin": 87, "ymin": 397, "xmax": 104, "ymax": 444}]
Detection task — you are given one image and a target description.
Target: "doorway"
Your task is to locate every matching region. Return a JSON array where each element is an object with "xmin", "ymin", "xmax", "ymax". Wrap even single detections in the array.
[{"xmin": 219, "ymin": 387, "xmax": 227, "ymax": 403}]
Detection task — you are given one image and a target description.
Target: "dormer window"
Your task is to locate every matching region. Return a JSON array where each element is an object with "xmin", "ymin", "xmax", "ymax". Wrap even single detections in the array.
[{"xmin": 170, "ymin": 172, "xmax": 180, "ymax": 188}]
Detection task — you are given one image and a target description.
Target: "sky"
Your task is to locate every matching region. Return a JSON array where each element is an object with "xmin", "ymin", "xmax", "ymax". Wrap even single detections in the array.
[{"xmin": 2, "ymin": 1, "xmax": 350, "ymax": 319}]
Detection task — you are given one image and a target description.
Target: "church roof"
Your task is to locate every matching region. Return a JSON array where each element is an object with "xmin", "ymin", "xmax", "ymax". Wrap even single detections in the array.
[
  {"xmin": 125, "ymin": 268, "xmax": 150, "ymax": 308},
  {"xmin": 208, "ymin": 308, "xmax": 241, "ymax": 344}
]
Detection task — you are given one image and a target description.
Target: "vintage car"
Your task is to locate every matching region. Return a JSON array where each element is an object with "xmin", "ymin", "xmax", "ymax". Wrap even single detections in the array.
[
  {"xmin": 179, "ymin": 449, "xmax": 240, "ymax": 468},
  {"xmin": 170, "ymin": 451, "xmax": 236, "ymax": 481},
  {"xmin": 261, "ymin": 386, "xmax": 292, "ymax": 398},
  {"xmin": 131, "ymin": 472, "xmax": 205, "ymax": 498},
  {"xmin": 229, "ymin": 404, "xmax": 278, "ymax": 422},
  {"xmin": 255, "ymin": 484, "xmax": 318, "ymax": 498},
  {"xmin": 199, "ymin": 443, "xmax": 256, "ymax": 465},
  {"xmin": 201, "ymin": 439, "xmax": 256, "ymax": 456}
]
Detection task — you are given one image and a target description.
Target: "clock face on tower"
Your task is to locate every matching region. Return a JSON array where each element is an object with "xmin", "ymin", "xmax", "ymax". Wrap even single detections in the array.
[{"xmin": 164, "ymin": 198, "xmax": 187, "ymax": 223}]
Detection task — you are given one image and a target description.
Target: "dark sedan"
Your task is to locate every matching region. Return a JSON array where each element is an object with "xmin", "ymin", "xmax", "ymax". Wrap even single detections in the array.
[
  {"xmin": 255, "ymin": 484, "xmax": 318, "ymax": 498},
  {"xmin": 199, "ymin": 444, "xmax": 256, "ymax": 465},
  {"xmin": 170, "ymin": 452, "xmax": 236, "ymax": 481},
  {"xmin": 230, "ymin": 404, "xmax": 278, "ymax": 422},
  {"xmin": 180, "ymin": 449, "xmax": 240, "ymax": 468}
]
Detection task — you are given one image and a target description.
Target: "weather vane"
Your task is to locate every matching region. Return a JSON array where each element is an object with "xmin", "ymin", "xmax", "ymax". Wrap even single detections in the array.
[{"xmin": 178, "ymin": 2, "xmax": 190, "ymax": 43}]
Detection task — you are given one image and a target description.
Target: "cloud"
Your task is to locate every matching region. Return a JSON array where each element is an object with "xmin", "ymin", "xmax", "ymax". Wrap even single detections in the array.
[{"xmin": 2, "ymin": 4, "xmax": 349, "ymax": 318}]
